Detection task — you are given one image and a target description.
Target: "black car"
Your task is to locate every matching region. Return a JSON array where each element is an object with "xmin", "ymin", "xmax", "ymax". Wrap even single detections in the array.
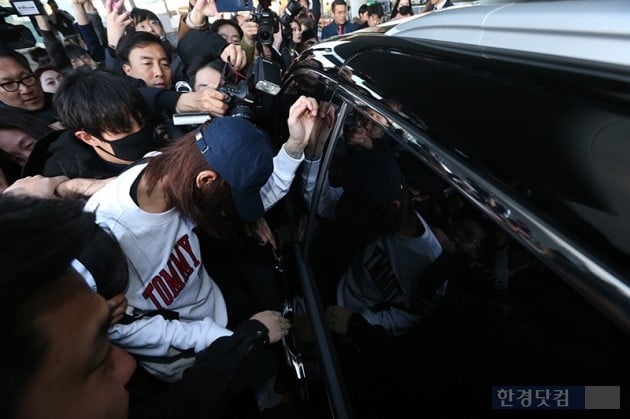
[{"xmin": 261, "ymin": 1, "xmax": 630, "ymax": 417}]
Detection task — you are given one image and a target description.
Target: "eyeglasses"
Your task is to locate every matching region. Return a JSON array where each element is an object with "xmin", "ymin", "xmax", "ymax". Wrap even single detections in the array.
[{"xmin": 0, "ymin": 75, "xmax": 37, "ymax": 92}]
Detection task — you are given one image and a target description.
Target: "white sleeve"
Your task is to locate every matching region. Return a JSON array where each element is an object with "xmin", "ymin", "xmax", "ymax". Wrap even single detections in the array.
[
  {"xmin": 360, "ymin": 307, "xmax": 421, "ymax": 337},
  {"xmin": 260, "ymin": 146, "xmax": 304, "ymax": 210},
  {"xmin": 109, "ymin": 316, "xmax": 233, "ymax": 355},
  {"xmin": 301, "ymin": 158, "xmax": 343, "ymax": 219}
]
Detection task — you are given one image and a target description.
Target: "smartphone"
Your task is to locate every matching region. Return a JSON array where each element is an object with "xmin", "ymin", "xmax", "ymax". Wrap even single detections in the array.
[
  {"xmin": 216, "ymin": 0, "xmax": 251, "ymax": 12},
  {"xmin": 102, "ymin": 0, "xmax": 126, "ymax": 13},
  {"xmin": 9, "ymin": 0, "xmax": 47, "ymax": 16}
]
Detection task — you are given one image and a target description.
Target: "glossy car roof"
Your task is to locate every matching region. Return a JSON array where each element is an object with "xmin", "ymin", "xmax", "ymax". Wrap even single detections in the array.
[{"xmin": 386, "ymin": 0, "xmax": 630, "ymax": 67}]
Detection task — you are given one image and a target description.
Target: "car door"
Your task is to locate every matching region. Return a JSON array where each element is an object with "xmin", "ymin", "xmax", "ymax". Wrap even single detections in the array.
[
  {"xmin": 266, "ymin": 58, "xmax": 355, "ymax": 419},
  {"xmin": 277, "ymin": 43, "xmax": 630, "ymax": 417}
]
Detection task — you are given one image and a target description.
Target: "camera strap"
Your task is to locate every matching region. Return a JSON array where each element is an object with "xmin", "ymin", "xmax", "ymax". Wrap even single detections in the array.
[{"xmin": 221, "ymin": 59, "xmax": 246, "ymax": 87}]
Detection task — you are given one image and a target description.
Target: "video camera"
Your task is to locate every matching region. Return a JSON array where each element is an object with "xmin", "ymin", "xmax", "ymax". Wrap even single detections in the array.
[
  {"xmin": 279, "ymin": 0, "xmax": 302, "ymax": 29},
  {"xmin": 250, "ymin": 0, "xmax": 302, "ymax": 46},
  {"xmin": 250, "ymin": 8, "xmax": 279, "ymax": 46},
  {"xmin": 1, "ymin": 2, "xmax": 41, "ymax": 50}
]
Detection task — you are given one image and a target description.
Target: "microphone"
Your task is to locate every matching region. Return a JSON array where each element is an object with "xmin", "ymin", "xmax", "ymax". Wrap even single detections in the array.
[{"xmin": 175, "ymin": 81, "xmax": 192, "ymax": 93}]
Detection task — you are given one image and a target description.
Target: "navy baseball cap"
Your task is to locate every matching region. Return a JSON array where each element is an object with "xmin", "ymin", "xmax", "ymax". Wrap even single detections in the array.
[{"xmin": 195, "ymin": 117, "xmax": 274, "ymax": 222}]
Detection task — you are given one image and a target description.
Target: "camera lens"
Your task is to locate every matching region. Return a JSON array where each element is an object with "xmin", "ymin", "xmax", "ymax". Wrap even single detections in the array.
[{"xmin": 258, "ymin": 28, "xmax": 273, "ymax": 45}]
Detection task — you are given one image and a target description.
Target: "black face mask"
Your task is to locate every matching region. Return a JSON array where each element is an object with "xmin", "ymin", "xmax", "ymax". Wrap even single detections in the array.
[
  {"xmin": 94, "ymin": 125, "xmax": 158, "ymax": 162},
  {"xmin": 398, "ymin": 5, "xmax": 412, "ymax": 15}
]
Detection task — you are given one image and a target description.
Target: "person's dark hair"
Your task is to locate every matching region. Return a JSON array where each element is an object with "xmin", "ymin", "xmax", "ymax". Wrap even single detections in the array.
[
  {"xmin": 64, "ymin": 43, "xmax": 87, "ymax": 59},
  {"xmin": 54, "ymin": 67, "xmax": 147, "ymax": 135},
  {"xmin": 28, "ymin": 47, "xmax": 51, "ymax": 67},
  {"xmin": 358, "ymin": 3, "xmax": 368, "ymax": 15},
  {"xmin": 0, "ymin": 49, "xmax": 31, "ymax": 72},
  {"xmin": 391, "ymin": 0, "xmax": 413, "ymax": 19},
  {"xmin": 367, "ymin": 3, "xmax": 384, "ymax": 18},
  {"xmin": 143, "ymin": 129, "xmax": 244, "ymax": 237},
  {"xmin": 188, "ymin": 58, "xmax": 224, "ymax": 90},
  {"xmin": 77, "ymin": 224, "xmax": 129, "ymax": 299},
  {"xmin": 34, "ymin": 65, "xmax": 58, "ymax": 81},
  {"xmin": 331, "ymin": 0, "xmax": 347, "ymax": 12},
  {"xmin": 0, "ymin": 109, "xmax": 54, "ymax": 141},
  {"xmin": 296, "ymin": 14, "xmax": 314, "ymax": 31},
  {"xmin": 210, "ymin": 19, "xmax": 244, "ymax": 41},
  {"xmin": 129, "ymin": 7, "xmax": 164, "ymax": 32},
  {"xmin": 0, "ymin": 196, "xmax": 96, "ymax": 418},
  {"xmin": 335, "ymin": 148, "xmax": 405, "ymax": 239},
  {"xmin": 116, "ymin": 31, "xmax": 171, "ymax": 65}
]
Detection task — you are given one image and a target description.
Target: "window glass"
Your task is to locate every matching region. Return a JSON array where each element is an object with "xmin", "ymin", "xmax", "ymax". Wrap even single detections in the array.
[{"xmin": 304, "ymin": 101, "xmax": 630, "ymax": 417}]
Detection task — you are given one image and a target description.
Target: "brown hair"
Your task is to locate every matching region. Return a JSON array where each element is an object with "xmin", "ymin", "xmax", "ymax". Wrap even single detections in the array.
[{"xmin": 143, "ymin": 130, "xmax": 245, "ymax": 237}]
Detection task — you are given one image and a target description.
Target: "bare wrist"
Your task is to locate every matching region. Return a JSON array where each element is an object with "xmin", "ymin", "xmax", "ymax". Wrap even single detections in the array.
[
  {"xmin": 187, "ymin": 11, "xmax": 207, "ymax": 28},
  {"xmin": 283, "ymin": 142, "xmax": 304, "ymax": 159}
]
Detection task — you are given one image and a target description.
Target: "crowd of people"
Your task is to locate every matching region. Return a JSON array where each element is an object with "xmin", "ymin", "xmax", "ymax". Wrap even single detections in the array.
[{"xmin": 0, "ymin": 1, "xmax": 457, "ymax": 418}]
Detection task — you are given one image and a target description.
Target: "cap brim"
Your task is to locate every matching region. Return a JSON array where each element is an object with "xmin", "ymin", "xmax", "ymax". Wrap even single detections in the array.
[{"xmin": 232, "ymin": 187, "xmax": 265, "ymax": 222}]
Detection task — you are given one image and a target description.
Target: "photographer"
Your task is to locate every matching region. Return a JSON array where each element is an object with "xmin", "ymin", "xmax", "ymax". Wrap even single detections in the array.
[
  {"xmin": 116, "ymin": 31, "xmax": 236, "ymax": 139},
  {"xmin": 249, "ymin": 0, "xmax": 304, "ymax": 71}
]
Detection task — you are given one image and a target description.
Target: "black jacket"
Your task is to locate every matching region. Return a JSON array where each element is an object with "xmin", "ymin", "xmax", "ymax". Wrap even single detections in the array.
[
  {"xmin": 22, "ymin": 130, "xmax": 128, "ymax": 179},
  {"xmin": 129, "ymin": 319, "xmax": 270, "ymax": 419},
  {"xmin": 0, "ymin": 93, "xmax": 57, "ymax": 126}
]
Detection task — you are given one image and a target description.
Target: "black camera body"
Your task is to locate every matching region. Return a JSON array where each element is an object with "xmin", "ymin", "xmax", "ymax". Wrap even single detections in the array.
[
  {"xmin": 280, "ymin": 0, "xmax": 302, "ymax": 28},
  {"xmin": 218, "ymin": 80, "xmax": 257, "ymax": 120},
  {"xmin": 251, "ymin": 9, "xmax": 279, "ymax": 46},
  {"xmin": 1, "ymin": 6, "xmax": 37, "ymax": 50},
  {"xmin": 218, "ymin": 55, "xmax": 283, "ymax": 122}
]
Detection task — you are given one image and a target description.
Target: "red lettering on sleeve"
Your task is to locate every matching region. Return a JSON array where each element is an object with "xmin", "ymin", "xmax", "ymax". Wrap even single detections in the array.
[
  {"xmin": 160, "ymin": 260, "xmax": 185, "ymax": 297},
  {"xmin": 152, "ymin": 276, "xmax": 174, "ymax": 306},
  {"xmin": 169, "ymin": 247, "xmax": 194, "ymax": 281},
  {"xmin": 142, "ymin": 282, "xmax": 163, "ymax": 309},
  {"xmin": 177, "ymin": 234, "xmax": 201, "ymax": 268}
]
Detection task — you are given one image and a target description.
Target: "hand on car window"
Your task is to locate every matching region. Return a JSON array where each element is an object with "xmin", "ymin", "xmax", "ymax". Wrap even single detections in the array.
[
  {"xmin": 305, "ymin": 101, "xmax": 337, "ymax": 160},
  {"xmin": 285, "ymin": 95, "xmax": 319, "ymax": 157}
]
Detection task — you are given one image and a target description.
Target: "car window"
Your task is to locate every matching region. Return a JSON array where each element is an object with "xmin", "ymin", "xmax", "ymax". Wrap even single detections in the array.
[{"xmin": 302, "ymin": 97, "xmax": 630, "ymax": 417}]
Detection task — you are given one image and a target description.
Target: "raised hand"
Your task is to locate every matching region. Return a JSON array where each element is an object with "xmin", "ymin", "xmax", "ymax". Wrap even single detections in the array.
[
  {"xmin": 285, "ymin": 95, "xmax": 319, "ymax": 158},
  {"xmin": 220, "ymin": 43, "xmax": 247, "ymax": 71},
  {"xmin": 189, "ymin": 0, "xmax": 218, "ymax": 26},
  {"xmin": 176, "ymin": 88, "xmax": 228, "ymax": 117},
  {"xmin": 105, "ymin": 0, "xmax": 133, "ymax": 48}
]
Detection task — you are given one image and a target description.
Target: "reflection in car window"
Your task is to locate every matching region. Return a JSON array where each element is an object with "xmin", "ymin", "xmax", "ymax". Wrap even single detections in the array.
[{"xmin": 303, "ymin": 102, "xmax": 630, "ymax": 417}]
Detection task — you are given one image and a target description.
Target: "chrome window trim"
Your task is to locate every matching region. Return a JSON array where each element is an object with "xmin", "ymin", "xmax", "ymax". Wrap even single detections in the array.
[{"xmin": 333, "ymin": 81, "xmax": 630, "ymax": 335}]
